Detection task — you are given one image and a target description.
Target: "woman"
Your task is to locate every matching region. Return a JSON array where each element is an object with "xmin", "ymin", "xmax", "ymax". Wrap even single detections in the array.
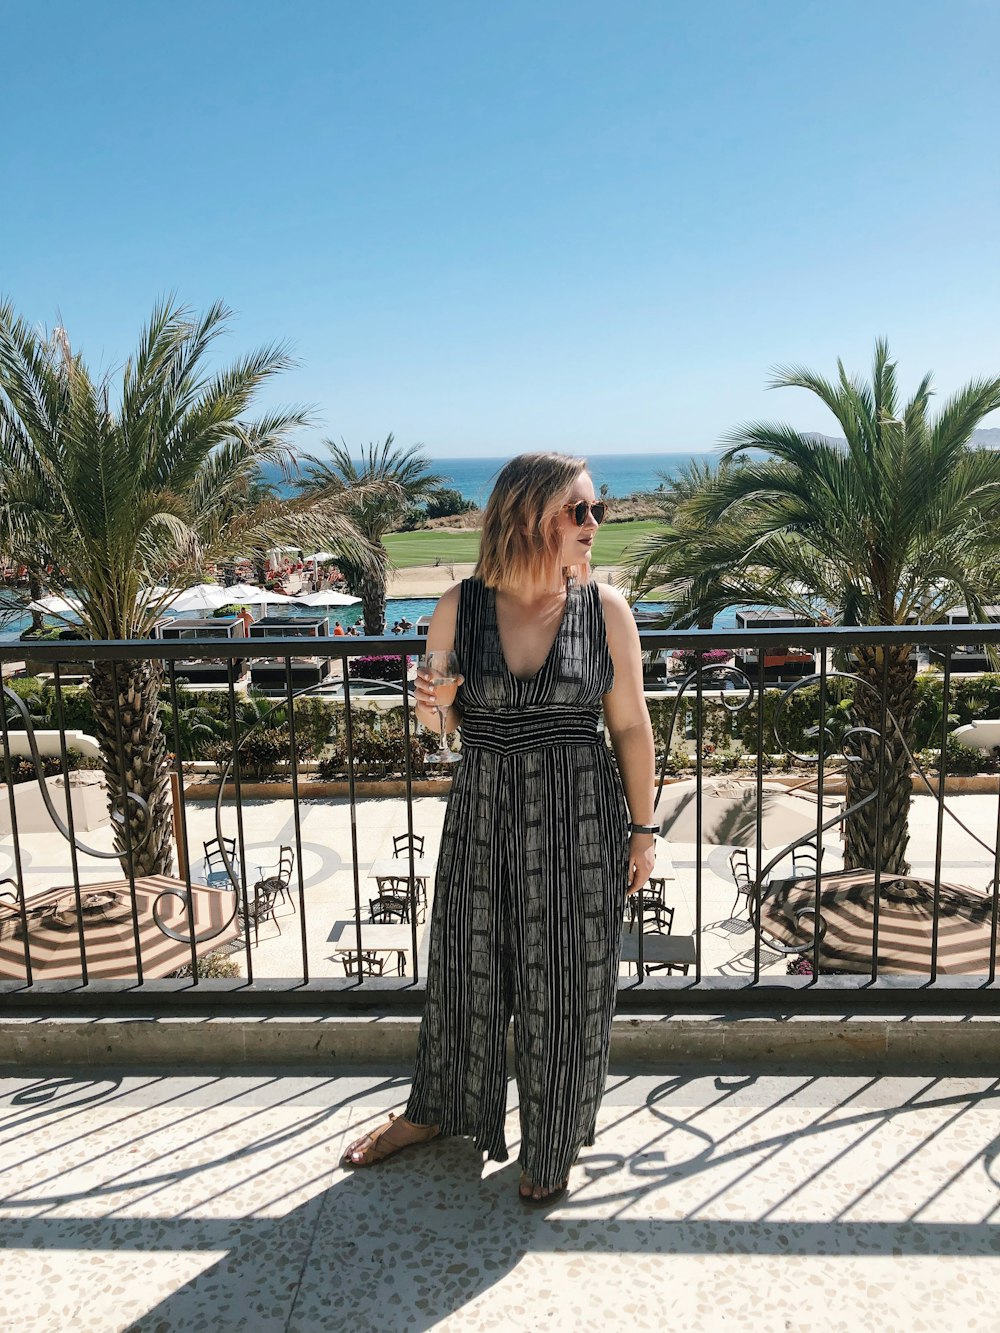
[{"xmin": 342, "ymin": 452, "xmax": 656, "ymax": 1204}]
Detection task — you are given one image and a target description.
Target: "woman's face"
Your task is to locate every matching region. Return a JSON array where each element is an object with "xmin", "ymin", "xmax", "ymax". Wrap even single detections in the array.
[{"xmin": 552, "ymin": 470, "xmax": 599, "ymax": 571}]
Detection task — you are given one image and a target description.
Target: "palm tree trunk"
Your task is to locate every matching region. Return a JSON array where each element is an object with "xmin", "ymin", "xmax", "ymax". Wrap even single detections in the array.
[
  {"xmin": 360, "ymin": 548, "xmax": 388, "ymax": 637},
  {"xmin": 89, "ymin": 658, "xmax": 174, "ymax": 876},
  {"xmin": 27, "ymin": 571, "xmax": 44, "ymax": 634},
  {"xmin": 843, "ymin": 645, "xmax": 917, "ymax": 875}
]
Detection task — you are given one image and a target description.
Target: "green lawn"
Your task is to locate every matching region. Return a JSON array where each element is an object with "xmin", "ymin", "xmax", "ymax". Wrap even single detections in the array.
[{"xmin": 385, "ymin": 519, "xmax": 661, "ymax": 569}]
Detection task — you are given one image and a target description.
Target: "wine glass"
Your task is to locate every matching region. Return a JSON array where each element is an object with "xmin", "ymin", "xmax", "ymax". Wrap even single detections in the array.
[{"xmin": 421, "ymin": 650, "xmax": 462, "ymax": 764}]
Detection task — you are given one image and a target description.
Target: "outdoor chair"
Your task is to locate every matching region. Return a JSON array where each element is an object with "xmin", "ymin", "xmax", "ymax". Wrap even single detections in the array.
[
  {"xmin": 203, "ymin": 836, "xmax": 239, "ymax": 888},
  {"xmin": 375, "ymin": 876, "xmax": 426, "ymax": 923},
  {"xmin": 391, "ymin": 833, "xmax": 429, "ymax": 903},
  {"xmin": 392, "ymin": 832, "xmax": 425, "ymax": 857},
  {"xmin": 369, "ymin": 895, "xmax": 409, "ymax": 925},
  {"xmin": 625, "ymin": 877, "xmax": 667, "ymax": 929},
  {"xmin": 624, "ymin": 906, "xmax": 691, "ymax": 976},
  {"xmin": 728, "ymin": 849, "xmax": 756, "ymax": 919},
  {"xmin": 238, "ymin": 880, "xmax": 282, "ymax": 945},
  {"xmin": 790, "ymin": 841, "xmax": 824, "ymax": 882},
  {"xmin": 340, "ymin": 950, "xmax": 387, "ymax": 978},
  {"xmin": 254, "ymin": 846, "xmax": 295, "ymax": 912},
  {"xmin": 643, "ymin": 916, "xmax": 692, "ymax": 976}
]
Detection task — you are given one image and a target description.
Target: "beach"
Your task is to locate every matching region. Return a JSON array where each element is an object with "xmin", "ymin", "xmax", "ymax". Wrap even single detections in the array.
[{"xmin": 386, "ymin": 562, "xmax": 622, "ymax": 598}]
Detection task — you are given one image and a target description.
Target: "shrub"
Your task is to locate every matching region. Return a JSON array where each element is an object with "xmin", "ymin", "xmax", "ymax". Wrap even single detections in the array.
[
  {"xmin": 7, "ymin": 754, "xmax": 64, "ymax": 784},
  {"xmin": 706, "ymin": 747, "xmax": 743, "ymax": 774},
  {"xmin": 3, "ymin": 743, "xmax": 99, "ymax": 783},
  {"xmin": 316, "ymin": 708, "xmax": 438, "ymax": 779},
  {"xmin": 914, "ymin": 734, "xmax": 997, "ymax": 777},
  {"xmin": 206, "ymin": 726, "xmax": 310, "ymax": 781},
  {"xmin": 655, "ymin": 748, "xmax": 693, "ymax": 777},
  {"xmin": 348, "ymin": 654, "xmax": 411, "ymax": 682},
  {"xmin": 671, "ymin": 647, "xmax": 733, "ymax": 669},
  {"xmin": 170, "ymin": 950, "xmax": 242, "ymax": 979}
]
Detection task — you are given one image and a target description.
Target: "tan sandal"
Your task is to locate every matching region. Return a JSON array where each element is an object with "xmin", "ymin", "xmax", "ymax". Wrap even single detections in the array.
[
  {"xmin": 341, "ymin": 1112, "xmax": 439, "ymax": 1167},
  {"xmin": 518, "ymin": 1170, "xmax": 569, "ymax": 1207}
]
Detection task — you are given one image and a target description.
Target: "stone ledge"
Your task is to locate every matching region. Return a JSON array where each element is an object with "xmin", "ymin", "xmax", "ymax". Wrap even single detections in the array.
[{"xmin": 2, "ymin": 1014, "xmax": 999, "ymax": 1070}]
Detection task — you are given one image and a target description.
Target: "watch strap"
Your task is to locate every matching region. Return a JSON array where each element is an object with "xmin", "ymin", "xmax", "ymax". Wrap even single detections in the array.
[{"xmin": 630, "ymin": 822, "xmax": 659, "ymax": 835}]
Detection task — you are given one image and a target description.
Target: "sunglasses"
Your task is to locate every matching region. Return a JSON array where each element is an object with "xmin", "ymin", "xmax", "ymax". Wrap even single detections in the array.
[{"xmin": 562, "ymin": 500, "xmax": 607, "ymax": 526}]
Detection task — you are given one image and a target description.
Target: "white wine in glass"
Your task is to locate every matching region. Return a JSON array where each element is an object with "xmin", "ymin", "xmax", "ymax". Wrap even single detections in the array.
[{"xmin": 422, "ymin": 650, "xmax": 462, "ymax": 764}]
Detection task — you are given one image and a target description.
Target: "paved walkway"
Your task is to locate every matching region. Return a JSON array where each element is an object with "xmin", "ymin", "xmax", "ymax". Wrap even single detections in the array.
[
  {"xmin": 4, "ymin": 792, "xmax": 999, "ymax": 982},
  {"xmin": 1, "ymin": 1067, "xmax": 998, "ymax": 1331}
]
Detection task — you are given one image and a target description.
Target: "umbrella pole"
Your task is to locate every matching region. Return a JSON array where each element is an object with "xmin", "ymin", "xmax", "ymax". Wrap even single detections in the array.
[{"xmin": 170, "ymin": 771, "xmax": 188, "ymax": 881}]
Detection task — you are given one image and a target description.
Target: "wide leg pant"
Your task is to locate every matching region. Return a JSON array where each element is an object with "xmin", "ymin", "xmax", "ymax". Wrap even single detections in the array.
[{"xmin": 406, "ymin": 740, "xmax": 629, "ymax": 1191}]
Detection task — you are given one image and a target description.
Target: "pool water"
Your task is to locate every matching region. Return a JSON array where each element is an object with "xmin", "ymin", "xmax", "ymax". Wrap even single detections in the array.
[{"xmin": 0, "ymin": 596, "xmax": 728, "ymax": 644}]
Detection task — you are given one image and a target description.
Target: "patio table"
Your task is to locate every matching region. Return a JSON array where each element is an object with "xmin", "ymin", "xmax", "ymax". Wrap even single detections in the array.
[
  {"xmin": 330, "ymin": 920, "xmax": 413, "ymax": 974},
  {"xmin": 619, "ymin": 930, "xmax": 696, "ymax": 968},
  {"xmin": 366, "ymin": 858, "xmax": 436, "ymax": 883},
  {"xmin": 652, "ymin": 840, "xmax": 676, "ymax": 880}
]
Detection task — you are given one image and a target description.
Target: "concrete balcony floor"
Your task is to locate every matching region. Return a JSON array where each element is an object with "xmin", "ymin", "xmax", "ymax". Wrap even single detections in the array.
[{"xmin": 2, "ymin": 1066, "xmax": 999, "ymax": 1331}]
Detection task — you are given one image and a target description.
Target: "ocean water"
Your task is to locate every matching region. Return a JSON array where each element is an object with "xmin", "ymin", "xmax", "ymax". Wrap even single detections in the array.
[
  {"xmin": 421, "ymin": 451, "xmax": 717, "ymax": 505},
  {"xmin": 266, "ymin": 450, "xmax": 719, "ymax": 504}
]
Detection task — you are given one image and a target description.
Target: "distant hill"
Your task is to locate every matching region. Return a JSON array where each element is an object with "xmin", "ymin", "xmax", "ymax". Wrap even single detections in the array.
[{"xmin": 804, "ymin": 429, "xmax": 1000, "ymax": 448}]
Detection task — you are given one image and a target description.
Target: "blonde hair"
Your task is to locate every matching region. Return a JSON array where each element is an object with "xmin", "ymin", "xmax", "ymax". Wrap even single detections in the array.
[{"xmin": 475, "ymin": 451, "xmax": 592, "ymax": 590}]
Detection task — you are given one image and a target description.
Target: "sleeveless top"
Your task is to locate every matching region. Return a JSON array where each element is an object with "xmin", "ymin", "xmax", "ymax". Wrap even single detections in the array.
[{"xmin": 453, "ymin": 576, "xmax": 614, "ymax": 756}]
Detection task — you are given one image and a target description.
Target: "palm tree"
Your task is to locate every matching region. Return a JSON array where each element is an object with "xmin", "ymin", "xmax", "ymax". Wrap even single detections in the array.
[
  {"xmin": 622, "ymin": 342, "xmax": 1000, "ymax": 873},
  {"xmin": 0, "ymin": 299, "xmax": 376, "ymax": 875},
  {"xmin": 296, "ymin": 434, "xmax": 444, "ymax": 634}
]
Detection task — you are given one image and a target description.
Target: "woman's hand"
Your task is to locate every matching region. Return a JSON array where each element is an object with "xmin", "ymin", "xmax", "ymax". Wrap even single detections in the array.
[
  {"xmin": 413, "ymin": 665, "xmax": 435, "ymax": 710},
  {"xmin": 625, "ymin": 832, "xmax": 657, "ymax": 896},
  {"xmin": 413, "ymin": 665, "xmax": 464, "ymax": 733},
  {"xmin": 413, "ymin": 666, "xmax": 464, "ymax": 711}
]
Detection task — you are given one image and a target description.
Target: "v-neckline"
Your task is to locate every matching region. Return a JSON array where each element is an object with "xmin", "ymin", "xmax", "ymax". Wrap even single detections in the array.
[{"xmin": 491, "ymin": 583, "xmax": 573, "ymax": 684}]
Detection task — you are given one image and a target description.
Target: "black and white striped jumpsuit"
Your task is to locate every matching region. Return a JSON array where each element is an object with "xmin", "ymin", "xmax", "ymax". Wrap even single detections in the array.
[{"xmin": 406, "ymin": 576, "xmax": 630, "ymax": 1190}]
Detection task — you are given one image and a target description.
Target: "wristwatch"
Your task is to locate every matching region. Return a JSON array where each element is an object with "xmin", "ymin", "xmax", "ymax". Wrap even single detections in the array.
[{"xmin": 629, "ymin": 822, "xmax": 659, "ymax": 835}]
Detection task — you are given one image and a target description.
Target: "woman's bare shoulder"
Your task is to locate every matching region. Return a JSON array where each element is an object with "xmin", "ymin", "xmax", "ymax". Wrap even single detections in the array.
[
  {"xmin": 596, "ymin": 582, "xmax": 640, "ymax": 651},
  {"xmin": 596, "ymin": 581, "xmax": 632, "ymax": 622},
  {"xmin": 425, "ymin": 581, "xmax": 464, "ymax": 643},
  {"xmin": 435, "ymin": 582, "xmax": 463, "ymax": 611}
]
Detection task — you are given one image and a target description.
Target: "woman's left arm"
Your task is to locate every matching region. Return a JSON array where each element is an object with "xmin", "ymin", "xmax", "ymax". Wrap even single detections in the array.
[{"xmin": 599, "ymin": 584, "xmax": 657, "ymax": 895}]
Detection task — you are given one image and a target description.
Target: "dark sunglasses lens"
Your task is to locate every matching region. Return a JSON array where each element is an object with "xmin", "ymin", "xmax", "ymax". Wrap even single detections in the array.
[{"xmin": 571, "ymin": 500, "xmax": 607, "ymax": 525}]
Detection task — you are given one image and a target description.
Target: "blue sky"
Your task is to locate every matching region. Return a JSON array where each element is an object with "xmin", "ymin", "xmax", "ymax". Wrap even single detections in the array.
[{"xmin": 3, "ymin": 0, "xmax": 999, "ymax": 456}]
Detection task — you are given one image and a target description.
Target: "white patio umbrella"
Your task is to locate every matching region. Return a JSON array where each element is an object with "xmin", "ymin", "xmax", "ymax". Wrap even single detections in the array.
[
  {"xmin": 167, "ymin": 583, "xmax": 234, "ymax": 613},
  {"xmin": 304, "ymin": 551, "xmax": 339, "ymax": 563},
  {"xmin": 26, "ymin": 594, "xmax": 83, "ymax": 616},
  {"xmin": 295, "ymin": 589, "xmax": 362, "ymax": 607},
  {"xmin": 221, "ymin": 582, "xmax": 297, "ymax": 606},
  {"xmin": 657, "ymin": 777, "xmax": 842, "ymax": 849}
]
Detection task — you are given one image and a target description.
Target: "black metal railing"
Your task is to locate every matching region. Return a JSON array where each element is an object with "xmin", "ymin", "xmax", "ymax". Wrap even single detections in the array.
[{"xmin": 2, "ymin": 624, "xmax": 1000, "ymax": 1013}]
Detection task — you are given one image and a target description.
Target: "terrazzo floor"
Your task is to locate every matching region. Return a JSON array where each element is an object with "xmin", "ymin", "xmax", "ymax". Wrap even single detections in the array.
[{"xmin": 1, "ymin": 1067, "xmax": 999, "ymax": 1331}]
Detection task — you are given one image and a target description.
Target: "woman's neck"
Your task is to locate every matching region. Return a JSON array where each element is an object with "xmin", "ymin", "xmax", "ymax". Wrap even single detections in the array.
[{"xmin": 499, "ymin": 570, "xmax": 568, "ymax": 605}]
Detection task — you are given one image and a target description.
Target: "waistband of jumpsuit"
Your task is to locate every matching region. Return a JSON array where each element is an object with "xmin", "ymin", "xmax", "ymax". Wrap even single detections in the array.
[{"xmin": 459, "ymin": 707, "xmax": 602, "ymax": 755}]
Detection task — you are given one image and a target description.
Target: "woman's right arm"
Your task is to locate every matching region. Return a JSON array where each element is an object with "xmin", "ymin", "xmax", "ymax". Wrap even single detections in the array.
[{"xmin": 413, "ymin": 583, "xmax": 462, "ymax": 732}]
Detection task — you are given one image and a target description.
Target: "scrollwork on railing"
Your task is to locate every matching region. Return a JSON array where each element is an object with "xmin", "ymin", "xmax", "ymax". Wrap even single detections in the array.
[
  {"xmin": 747, "ymin": 668, "xmax": 999, "ymax": 956},
  {"xmin": 161, "ymin": 662, "xmax": 397, "ymax": 946},
  {"xmin": 652, "ymin": 660, "xmax": 757, "ymax": 810},
  {"xmin": 1, "ymin": 684, "xmax": 151, "ymax": 860}
]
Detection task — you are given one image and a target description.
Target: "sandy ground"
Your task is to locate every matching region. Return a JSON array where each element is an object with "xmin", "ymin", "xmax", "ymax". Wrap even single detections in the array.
[{"xmin": 386, "ymin": 563, "xmax": 621, "ymax": 598}]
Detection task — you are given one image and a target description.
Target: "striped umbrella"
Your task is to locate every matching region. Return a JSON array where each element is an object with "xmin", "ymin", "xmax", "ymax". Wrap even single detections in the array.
[
  {"xmin": 658, "ymin": 777, "xmax": 842, "ymax": 848},
  {"xmin": 0, "ymin": 875, "xmax": 240, "ymax": 981},
  {"xmin": 761, "ymin": 870, "xmax": 1000, "ymax": 975}
]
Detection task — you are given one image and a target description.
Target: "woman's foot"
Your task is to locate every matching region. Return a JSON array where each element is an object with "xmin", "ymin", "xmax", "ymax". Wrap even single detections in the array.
[
  {"xmin": 518, "ymin": 1170, "xmax": 569, "ymax": 1205},
  {"xmin": 341, "ymin": 1112, "xmax": 439, "ymax": 1167}
]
